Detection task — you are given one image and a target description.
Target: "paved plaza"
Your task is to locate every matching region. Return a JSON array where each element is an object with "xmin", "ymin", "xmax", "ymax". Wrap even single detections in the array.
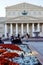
[
  {"xmin": 24, "ymin": 41, "xmax": 43, "ymax": 65},
  {"xmin": 26, "ymin": 42, "xmax": 43, "ymax": 55}
]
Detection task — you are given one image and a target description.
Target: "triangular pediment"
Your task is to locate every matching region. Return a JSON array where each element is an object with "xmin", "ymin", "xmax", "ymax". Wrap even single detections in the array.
[{"xmin": 6, "ymin": 2, "xmax": 43, "ymax": 10}]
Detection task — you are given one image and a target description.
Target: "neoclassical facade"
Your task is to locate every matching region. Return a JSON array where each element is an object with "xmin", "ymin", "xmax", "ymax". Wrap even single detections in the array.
[{"xmin": 0, "ymin": 3, "xmax": 43, "ymax": 37}]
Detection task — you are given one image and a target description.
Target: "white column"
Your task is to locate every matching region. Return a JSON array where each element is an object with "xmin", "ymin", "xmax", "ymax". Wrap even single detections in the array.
[
  {"xmin": 21, "ymin": 23, "xmax": 24, "ymax": 36},
  {"xmin": 10, "ymin": 23, "xmax": 13, "ymax": 36},
  {"xmin": 16, "ymin": 23, "xmax": 18, "ymax": 36},
  {"xmin": 5, "ymin": 24, "xmax": 7, "ymax": 38},
  {"xmin": 27, "ymin": 23, "xmax": 29, "ymax": 34},
  {"xmin": 32, "ymin": 23, "xmax": 35, "ymax": 37},
  {"xmin": 37, "ymin": 23, "xmax": 40, "ymax": 32},
  {"xmin": 42, "ymin": 24, "xmax": 43, "ymax": 32}
]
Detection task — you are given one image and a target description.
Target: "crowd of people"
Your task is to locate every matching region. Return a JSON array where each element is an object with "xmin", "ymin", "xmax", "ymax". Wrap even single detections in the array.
[{"xmin": 0, "ymin": 33, "xmax": 30, "ymax": 44}]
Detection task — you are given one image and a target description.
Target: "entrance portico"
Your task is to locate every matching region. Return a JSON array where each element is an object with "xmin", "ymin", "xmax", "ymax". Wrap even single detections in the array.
[{"xmin": 4, "ymin": 23, "xmax": 41, "ymax": 38}]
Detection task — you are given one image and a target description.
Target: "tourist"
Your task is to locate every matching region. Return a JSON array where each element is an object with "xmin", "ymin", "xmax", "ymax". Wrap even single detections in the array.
[
  {"xmin": 10, "ymin": 35, "xmax": 14, "ymax": 43},
  {"xmin": 0, "ymin": 37, "xmax": 4, "ymax": 44}
]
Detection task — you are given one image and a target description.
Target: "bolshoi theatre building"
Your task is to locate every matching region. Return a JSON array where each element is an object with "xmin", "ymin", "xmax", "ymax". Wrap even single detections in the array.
[{"xmin": 0, "ymin": 2, "xmax": 43, "ymax": 38}]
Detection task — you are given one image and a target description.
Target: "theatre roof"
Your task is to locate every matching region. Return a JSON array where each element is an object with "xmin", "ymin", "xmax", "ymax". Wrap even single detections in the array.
[{"xmin": 5, "ymin": 2, "xmax": 43, "ymax": 11}]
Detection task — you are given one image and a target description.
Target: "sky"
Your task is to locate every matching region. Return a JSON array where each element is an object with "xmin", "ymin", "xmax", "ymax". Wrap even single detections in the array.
[{"xmin": 0, "ymin": 0, "xmax": 43, "ymax": 17}]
